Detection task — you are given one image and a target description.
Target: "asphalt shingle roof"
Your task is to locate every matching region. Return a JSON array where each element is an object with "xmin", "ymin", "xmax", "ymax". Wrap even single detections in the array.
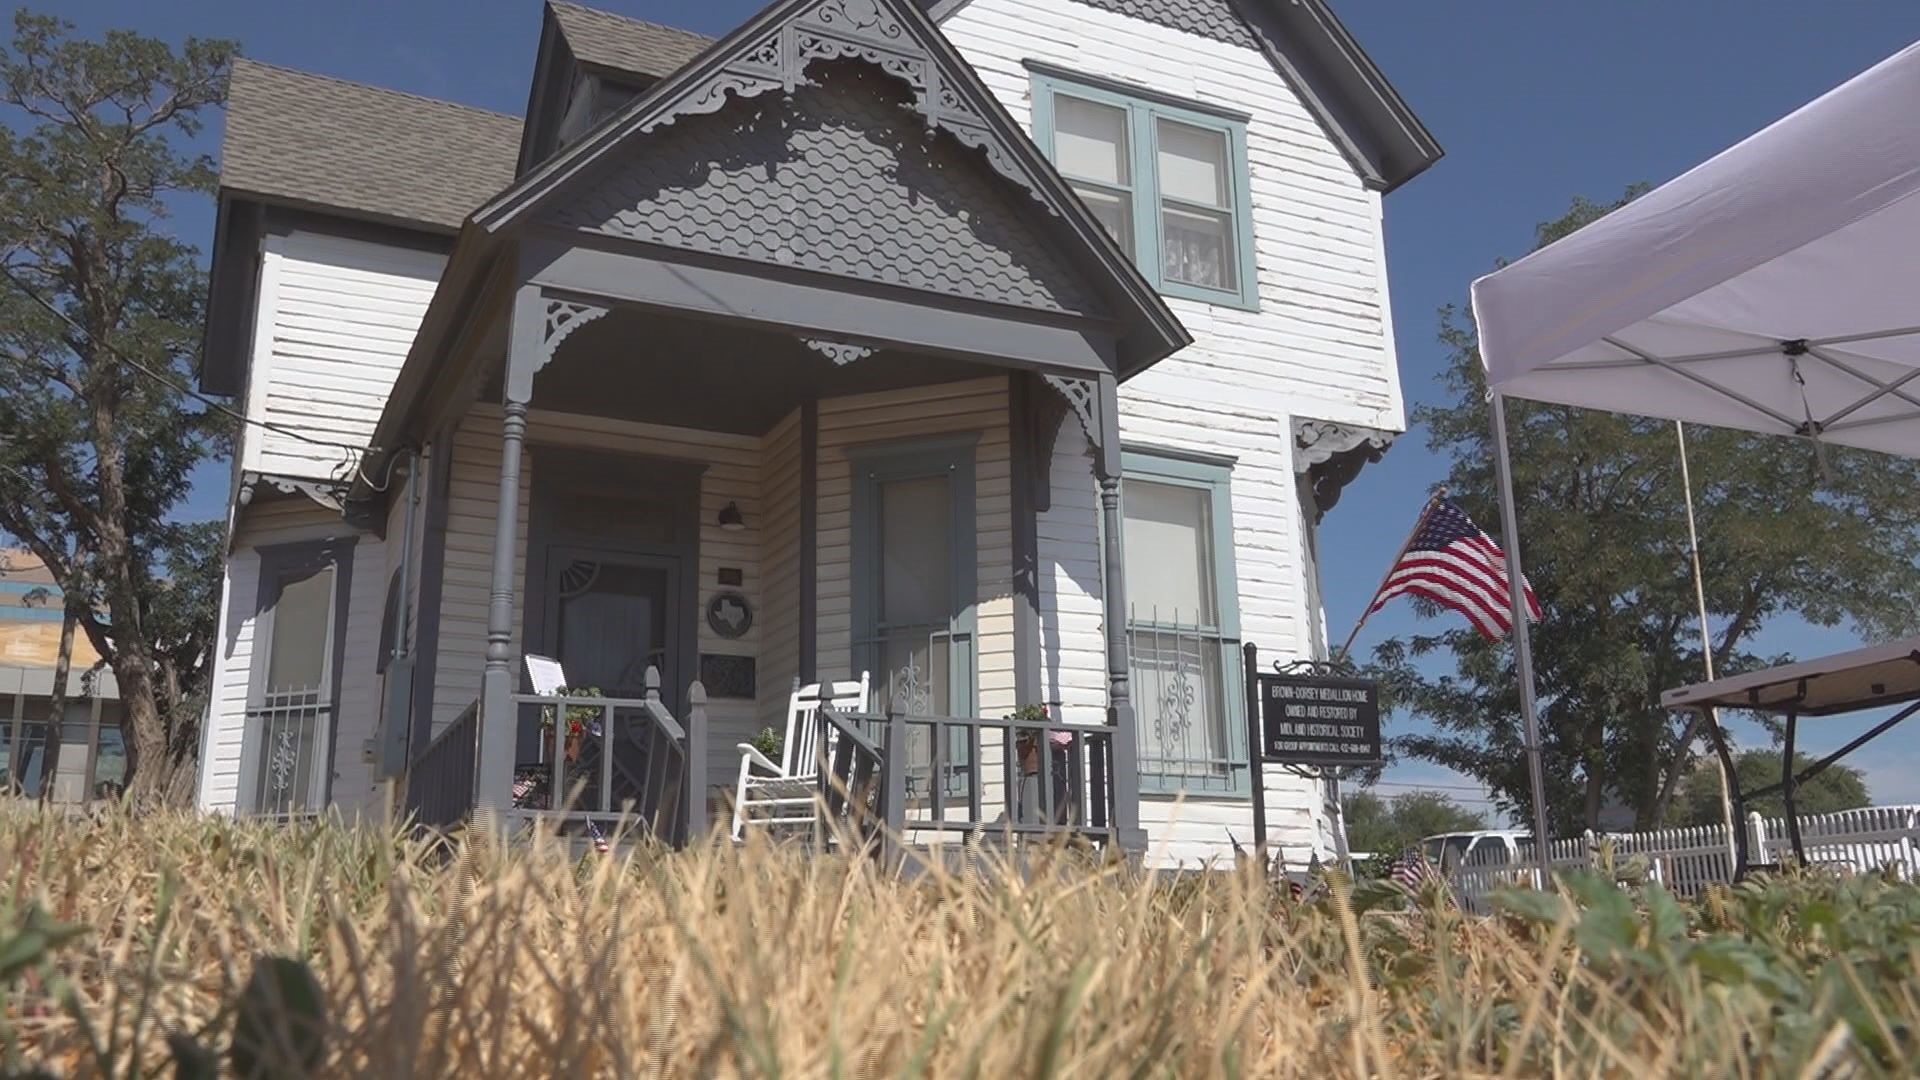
[
  {"xmin": 219, "ymin": 58, "xmax": 523, "ymax": 231},
  {"xmin": 548, "ymin": 1, "xmax": 714, "ymax": 81}
]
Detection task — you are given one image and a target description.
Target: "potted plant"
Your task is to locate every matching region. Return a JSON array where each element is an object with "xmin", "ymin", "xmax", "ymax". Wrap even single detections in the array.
[
  {"xmin": 748, "ymin": 726, "xmax": 785, "ymax": 774},
  {"xmin": 540, "ymin": 686, "xmax": 604, "ymax": 763}
]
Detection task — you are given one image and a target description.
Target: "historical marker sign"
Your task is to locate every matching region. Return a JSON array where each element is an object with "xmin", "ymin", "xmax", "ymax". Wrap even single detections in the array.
[{"xmin": 1257, "ymin": 674, "xmax": 1382, "ymax": 766}]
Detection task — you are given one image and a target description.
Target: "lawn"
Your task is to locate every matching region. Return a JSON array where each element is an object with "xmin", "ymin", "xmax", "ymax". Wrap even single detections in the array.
[{"xmin": 2, "ymin": 807, "xmax": 1916, "ymax": 1076}]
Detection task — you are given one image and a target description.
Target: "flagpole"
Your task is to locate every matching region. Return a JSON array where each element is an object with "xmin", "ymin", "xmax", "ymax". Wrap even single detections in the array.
[
  {"xmin": 1338, "ymin": 489, "xmax": 1444, "ymax": 662},
  {"xmin": 1489, "ymin": 392, "xmax": 1553, "ymax": 887}
]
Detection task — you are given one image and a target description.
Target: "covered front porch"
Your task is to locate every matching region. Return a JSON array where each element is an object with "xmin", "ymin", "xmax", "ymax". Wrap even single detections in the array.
[{"xmin": 368, "ymin": 0, "xmax": 1190, "ymax": 853}]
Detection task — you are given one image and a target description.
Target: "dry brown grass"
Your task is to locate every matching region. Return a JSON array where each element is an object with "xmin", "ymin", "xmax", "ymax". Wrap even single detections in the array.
[{"xmin": 2, "ymin": 806, "xmax": 1916, "ymax": 1077}]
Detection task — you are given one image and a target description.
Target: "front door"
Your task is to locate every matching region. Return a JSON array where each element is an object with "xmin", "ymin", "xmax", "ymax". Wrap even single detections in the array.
[
  {"xmin": 544, "ymin": 547, "xmax": 681, "ymax": 704},
  {"xmin": 520, "ymin": 448, "xmax": 702, "ymax": 813},
  {"xmin": 524, "ymin": 546, "xmax": 684, "ymax": 812}
]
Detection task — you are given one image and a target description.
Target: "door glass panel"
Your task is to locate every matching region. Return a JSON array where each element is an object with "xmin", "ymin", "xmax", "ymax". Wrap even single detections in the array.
[
  {"xmin": 880, "ymin": 476, "xmax": 951, "ymax": 628},
  {"xmin": 253, "ymin": 567, "xmax": 333, "ymax": 816},
  {"xmin": 554, "ymin": 559, "xmax": 669, "ymax": 698},
  {"xmin": 864, "ymin": 468, "xmax": 971, "ymax": 804}
]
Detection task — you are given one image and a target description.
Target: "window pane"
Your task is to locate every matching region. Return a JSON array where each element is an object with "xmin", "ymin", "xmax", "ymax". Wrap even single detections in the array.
[
  {"xmin": 1122, "ymin": 479, "xmax": 1216, "ymax": 625},
  {"xmin": 267, "ymin": 569, "xmax": 333, "ymax": 691},
  {"xmin": 1054, "ymin": 95, "xmax": 1129, "ymax": 186},
  {"xmin": 1070, "ymin": 182, "xmax": 1133, "ymax": 252},
  {"xmin": 1156, "ymin": 119, "xmax": 1229, "ymax": 206},
  {"xmin": 879, "ymin": 475, "xmax": 952, "ymax": 627},
  {"xmin": 1161, "ymin": 204, "xmax": 1236, "ymax": 291}
]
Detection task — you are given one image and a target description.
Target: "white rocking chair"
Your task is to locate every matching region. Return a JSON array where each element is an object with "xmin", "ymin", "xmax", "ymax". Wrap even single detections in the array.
[{"xmin": 730, "ymin": 673, "xmax": 871, "ymax": 841}]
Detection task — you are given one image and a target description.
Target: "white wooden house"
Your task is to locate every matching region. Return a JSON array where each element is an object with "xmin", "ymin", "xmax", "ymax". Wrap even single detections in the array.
[{"xmin": 194, "ymin": 0, "xmax": 1437, "ymax": 867}]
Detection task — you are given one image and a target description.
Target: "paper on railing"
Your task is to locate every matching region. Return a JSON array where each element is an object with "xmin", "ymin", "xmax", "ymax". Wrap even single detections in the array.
[{"xmin": 525, "ymin": 654, "xmax": 568, "ymax": 697}]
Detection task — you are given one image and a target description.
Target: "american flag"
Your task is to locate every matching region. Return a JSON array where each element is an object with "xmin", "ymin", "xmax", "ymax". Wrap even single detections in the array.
[
  {"xmin": 1387, "ymin": 847, "xmax": 1438, "ymax": 890},
  {"xmin": 1366, "ymin": 498, "xmax": 1540, "ymax": 640}
]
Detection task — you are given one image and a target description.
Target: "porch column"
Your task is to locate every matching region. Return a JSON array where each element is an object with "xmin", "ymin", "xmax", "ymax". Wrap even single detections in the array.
[
  {"xmin": 1090, "ymin": 373, "xmax": 1146, "ymax": 853},
  {"xmin": 475, "ymin": 286, "xmax": 546, "ymax": 821}
]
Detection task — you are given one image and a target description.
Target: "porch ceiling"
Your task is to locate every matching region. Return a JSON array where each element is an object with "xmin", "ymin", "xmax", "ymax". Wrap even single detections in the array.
[{"xmin": 526, "ymin": 307, "xmax": 1006, "ymax": 435}]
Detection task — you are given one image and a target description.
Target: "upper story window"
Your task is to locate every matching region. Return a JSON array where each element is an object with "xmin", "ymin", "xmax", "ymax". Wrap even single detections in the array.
[{"xmin": 1031, "ymin": 71, "xmax": 1259, "ymax": 310}]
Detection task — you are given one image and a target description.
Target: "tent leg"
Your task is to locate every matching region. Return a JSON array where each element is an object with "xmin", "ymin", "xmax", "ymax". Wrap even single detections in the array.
[
  {"xmin": 1702, "ymin": 708, "xmax": 1748, "ymax": 879},
  {"xmin": 1782, "ymin": 710, "xmax": 1805, "ymax": 865}
]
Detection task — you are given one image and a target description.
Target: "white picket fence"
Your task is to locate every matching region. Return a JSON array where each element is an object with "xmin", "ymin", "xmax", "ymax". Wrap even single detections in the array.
[{"xmin": 1449, "ymin": 804, "xmax": 1920, "ymax": 913}]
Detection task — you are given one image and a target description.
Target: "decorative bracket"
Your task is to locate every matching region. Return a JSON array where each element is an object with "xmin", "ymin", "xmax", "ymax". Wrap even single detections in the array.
[
  {"xmin": 1042, "ymin": 374, "xmax": 1100, "ymax": 456},
  {"xmin": 537, "ymin": 298, "xmax": 611, "ymax": 378},
  {"xmin": 802, "ymin": 337, "xmax": 876, "ymax": 365},
  {"xmin": 1293, "ymin": 418, "xmax": 1394, "ymax": 523},
  {"xmin": 237, "ymin": 470, "xmax": 348, "ymax": 513}
]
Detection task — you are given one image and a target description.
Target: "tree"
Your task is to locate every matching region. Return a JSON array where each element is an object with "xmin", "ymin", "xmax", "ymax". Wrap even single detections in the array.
[
  {"xmin": 1676, "ymin": 750, "xmax": 1869, "ymax": 826},
  {"xmin": 1341, "ymin": 789, "xmax": 1486, "ymax": 855},
  {"xmin": 1368, "ymin": 189, "xmax": 1920, "ymax": 834},
  {"xmin": 0, "ymin": 14, "xmax": 235, "ymax": 804}
]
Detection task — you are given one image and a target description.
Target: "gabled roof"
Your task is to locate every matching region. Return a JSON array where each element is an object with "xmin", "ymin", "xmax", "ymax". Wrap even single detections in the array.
[
  {"xmin": 547, "ymin": 1, "xmax": 712, "ymax": 81},
  {"xmin": 219, "ymin": 59, "xmax": 521, "ymax": 232},
  {"xmin": 475, "ymin": 0, "xmax": 1185, "ymax": 364}
]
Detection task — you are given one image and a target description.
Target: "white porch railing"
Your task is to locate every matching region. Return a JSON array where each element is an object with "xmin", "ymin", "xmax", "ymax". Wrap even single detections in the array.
[{"xmin": 1448, "ymin": 805, "xmax": 1920, "ymax": 914}]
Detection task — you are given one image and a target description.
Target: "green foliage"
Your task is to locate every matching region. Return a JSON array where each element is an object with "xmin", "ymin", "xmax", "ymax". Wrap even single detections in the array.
[
  {"xmin": 1369, "ymin": 187, "xmax": 1920, "ymax": 833},
  {"xmin": 1341, "ymin": 788, "xmax": 1485, "ymax": 855},
  {"xmin": 1676, "ymin": 749, "xmax": 1870, "ymax": 825},
  {"xmin": 749, "ymin": 725, "xmax": 784, "ymax": 763},
  {"xmin": 0, "ymin": 12, "xmax": 236, "ymax": 804}
]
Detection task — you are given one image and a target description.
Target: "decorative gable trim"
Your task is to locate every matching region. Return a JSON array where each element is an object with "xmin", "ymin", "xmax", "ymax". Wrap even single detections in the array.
[{"xmin": 474, "ymin": 0, "xmax": 1189, "ymax": 374}]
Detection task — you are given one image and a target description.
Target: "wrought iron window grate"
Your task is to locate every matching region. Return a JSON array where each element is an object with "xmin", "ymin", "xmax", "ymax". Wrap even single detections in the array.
[{"xmin": 1128, "ymin": 607, "xmax": 1248, "ymax": 795}]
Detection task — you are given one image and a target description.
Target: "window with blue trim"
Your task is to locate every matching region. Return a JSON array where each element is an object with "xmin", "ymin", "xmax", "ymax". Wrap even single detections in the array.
[
  {"xmin": 1032, "ymin": 72, "xmax": 1259, "ymax": 310},
  {"xmin": 1121, "ymin": 450, "xmax": 1249, "ymax": 796}
]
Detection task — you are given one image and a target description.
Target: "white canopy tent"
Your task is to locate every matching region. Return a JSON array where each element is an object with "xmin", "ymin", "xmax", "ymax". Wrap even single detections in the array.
[
  {"xmin": 1466, "ymin": 37, "xmax": 1920, "ymax": 876},
  {"xmin": 1472, "ymin": 39, "xmax": 1920, "ymax": 458}
]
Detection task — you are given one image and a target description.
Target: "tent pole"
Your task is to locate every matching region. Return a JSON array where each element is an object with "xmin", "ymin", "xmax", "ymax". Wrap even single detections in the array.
[
  {"xmin": 1675, "ymin": 421, "xmax": 1739, "ymax": 868},
  {"xmin": 1490, "ymin": 392, "xmax": 1553, "ymax": 887}
]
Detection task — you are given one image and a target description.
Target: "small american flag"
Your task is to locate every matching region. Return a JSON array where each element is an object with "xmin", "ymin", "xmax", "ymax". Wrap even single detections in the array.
[
  {"xmin": 585, "ymin": 818, "xmax": 611, "ymax": 854},
  {"xmin": 1367, "ymin": 498, "xmax": 1540, "ymax": 640},
  {"xmin": 1387, "ymin": 847, "xmax": 1437, "ymax": 890}
]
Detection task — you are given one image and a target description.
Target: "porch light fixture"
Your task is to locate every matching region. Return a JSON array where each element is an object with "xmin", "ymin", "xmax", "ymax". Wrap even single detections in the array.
[{"xmin": 717, "ymin": 501, "xmax": 746, "ymax": 532}]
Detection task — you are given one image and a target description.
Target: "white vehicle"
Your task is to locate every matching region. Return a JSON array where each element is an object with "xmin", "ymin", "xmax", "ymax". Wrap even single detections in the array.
[{"xmin": 1421, "ymin": 830, "xmax": 1532, "ymax": 875}]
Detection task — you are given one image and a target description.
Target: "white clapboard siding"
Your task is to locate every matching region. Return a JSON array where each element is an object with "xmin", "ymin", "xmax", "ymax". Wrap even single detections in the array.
[
  {"xmin": 757, "ymin": 408, "xmax": 804, "ymax": 731},
  {"xmin": 242, "ymin": 232, "xmax": 445, "ymax": 483},
  {"xmin": 941, "ymin": 0, "xmax": 1402, "ymax": 434},
  {"xmin": 198, "ymin": 545, "xmax": 258, "ymax": 814}
]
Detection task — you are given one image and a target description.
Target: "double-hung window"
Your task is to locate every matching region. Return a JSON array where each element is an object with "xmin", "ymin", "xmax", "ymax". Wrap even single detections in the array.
[
  {"xmin": 1121, "ymin": 451, "xmax": 1249, "ymax": 795},
  {"xmin": 242, "ymin": 540, "xmax": 352, "ymax": 816},
  {"xmin": 1032, "ymin": 70, "xmax": 1259, "ymax": 309}
]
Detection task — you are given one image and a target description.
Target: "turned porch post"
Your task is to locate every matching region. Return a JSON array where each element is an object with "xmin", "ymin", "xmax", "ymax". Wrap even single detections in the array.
[
  {"xmin": 1090, "ymin": 373, "xmax": 1146, "ymax": 853},
  {"xmin": 475, "ymin": 287, "xmax": 547, "ymax": 822}
]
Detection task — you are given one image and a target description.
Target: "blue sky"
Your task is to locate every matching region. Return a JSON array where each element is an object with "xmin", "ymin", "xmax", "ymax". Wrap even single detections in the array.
[{"xmin": 48, "ymin": 0, "xmax": 1920, "ymax": 812}]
